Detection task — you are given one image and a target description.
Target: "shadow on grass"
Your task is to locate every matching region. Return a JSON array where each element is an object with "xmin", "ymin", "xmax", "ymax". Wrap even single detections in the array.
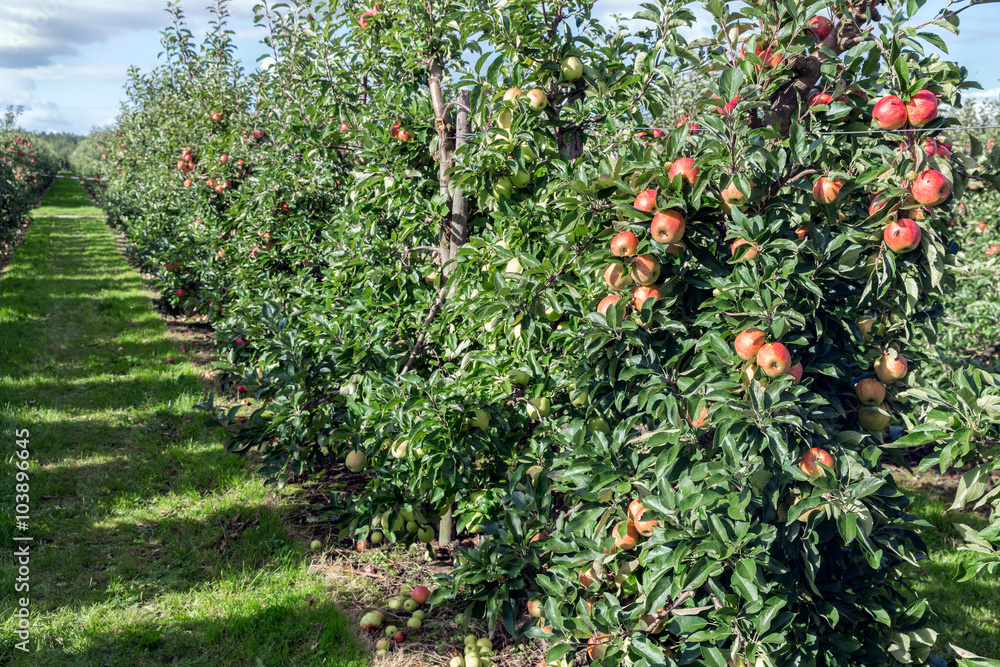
[{"xmin": 0, "ymin": 180, "xmax": 367, "ymax": 667}]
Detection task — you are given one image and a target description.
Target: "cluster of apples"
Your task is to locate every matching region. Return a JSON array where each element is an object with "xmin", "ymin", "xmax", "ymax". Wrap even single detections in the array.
[
  {"xmin": 351, "ymin": 493, "xmax": 437, "ymax": 549},
  {"xmin": 390, "ymin": 121, "xmax": 413, "ymax": 142},
  {"xmin": 610, "ymin": 498, "xmax": 658, "ymax": 551},
  {"xmin": 734, "ymin": 328, "xmax": 802, "ymax": 388},
  {"xmin": 449, "ymin": 634, "xmax": 497, "ymax": 667},
  {"xmin": 596, "ymin": 161, "xmax": 698, "ymax": 317},
  {"xmin": 177, "ymin": 146, "xmax": 197, "ymax": 187},
  {"xmin": 852, "ymin": 345, "xmax": 908, "ymax": 432},
  {"xmin": 360, "ymin": 585, "xmax": 432, "ymax": 656}
]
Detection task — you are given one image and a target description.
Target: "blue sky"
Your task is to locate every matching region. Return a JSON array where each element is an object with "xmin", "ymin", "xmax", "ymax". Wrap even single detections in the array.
[{"xmin": 1, "ymin": 0, "xmax": 998, "ymax": 136}]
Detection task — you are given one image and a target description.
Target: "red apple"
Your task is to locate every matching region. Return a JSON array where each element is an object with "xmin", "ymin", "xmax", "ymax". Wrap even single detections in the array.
[
  {"xmin": 910, "ymin": 170, "xmax": 951, "ymax": 206},
  {"xmin": 631, "ymin": 254, "xmax": 660, "ymax": 285},
  {"xmin": 597, "ymin": 295, "xmax": 621, "ymax": 316},
  {"xmin": 633, "ymin": 189, "xmax": 657, "ymax": 212},
  {"xmin": 603, "ymin": 263, "xmax": 632, "ymax": 290},
  {"xmin": 883, "ymin": 218, "xmax": 922, "ymax": 253},
  {"xmin": 905, "ymin": 89, "xmax": 939, "ymax": 128},
  {"xmin": 340, "ymin": 123, "xmax": 350, "ymax": 131},
  {"xmin": 855, "ymin": 378, "xmax": 886, "ymax": 406},
  {"xmin": 872, "ymin": 96, "xmax": 908, "ymax": 130},
  {"xmin": 610, "ymin": 231, "xmax": 639, "ymax": 257},
  {"xmin": 220, "ymin": 154, "xmax": 228, "ymax": 163},
  {"xmin": 794, "ymin": 226, "xmax": 808, "ymax": 239},
  {"xmin": 734, "ymin": 328, "xmax": 766, "ymax": 361},
  {"xmin": 527, "ymin": 599, "xmax": 544, "ymax": 618},
  {"xmin": 716, "ymin": 94, "xmax": 741, "ymax": 115},
  {"xmin": 731, "ymin": 238, "xmax": 758, "ymax": 261},
  {"xmin": 411, "ymin": 585, "xmax": 431, "ymax": 604},
  {"xmin": 668, "ymin": 157, "xmax": 699, "ymax": 186},
  {"xmin": 787, "ymin": 362, "xmax": 803, "ymax": 383},
  {"xmin": 588, "ymin": 634, "xmax": 609, "ymax": 661},
  {"xmin": 808, "ymin": 16, "xmax": 834, "ymax": 41},
  {"xmin": 632, "ymin": 285, "xmax": 661, "ymax": 310},
  {"xmin": 798, "ymin": 447, "xmax": 834, "ymax": 477},
  {"xmin": 808, "ymin": 92, "xmax": 834, "ymax": 108},
  {"xmin": 632, "ymin": 507, "xmax": 658, "ymax": 536},
  {"xmin": 176, "ymin": 289, "xmax": 186, "ymax": 297},
  {"xmin": 393, "ymin": 630, "xmax": 406, "ymax": 644},
  {"xmin": 627, "ymin": 499, "xmax": 644, "ymax": 522},
  {"xmin": 869, "ymin": 192, "xmax": 898, "ymax": 219},
  {"xmin": 756, "ymin": 342, "xmax": 792, "ymax": 377},
  {"xmin": 650, "ymin": 209, "xmax": 685, "ymax": 243},
  {"xmin": 721, "ymin": 179, "xmax": 750, "ymax": 210},
  {"xmin": 874, "ymin": 353, "xmax": 908, "ymax": 383},
  {"xmin": 812, "ymin": 176, "xmax": 844, "ymax": 204},
  {"xmin": 579, "ymin": 567, "xmax": 597, "ymax": 587},
  {"xmin": 652, "ymin": 128, "xmax": 664, "ymax": 139},
  {"xmin": 612, "ymin": 521, "xmax": 639, "ymax": 550}
]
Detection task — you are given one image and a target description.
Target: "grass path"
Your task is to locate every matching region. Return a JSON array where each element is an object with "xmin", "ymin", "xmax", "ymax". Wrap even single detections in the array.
[{"xmin": 0, "ymin": 177, "xmax": 367, "ymax": 666}]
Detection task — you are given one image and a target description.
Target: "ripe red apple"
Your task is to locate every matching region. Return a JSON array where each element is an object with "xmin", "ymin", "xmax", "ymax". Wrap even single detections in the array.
[
  {"xmin": 579, "ymin": 566, "xmax": 597, "ymax": 587},
  {"xmin": 808, "ymin": 16, "xmax": 833, "ymax": 41},
  {"xmin": 905, "ymin": 89, "xmax": 939, "ymax": 128},
  {"xmin": 812, "ymin": 176, "xmax": 844, "ymax": 204},
  {"xmin": 855, "ymin": 378, "xmax": 886, "ymax": 406},
  {"xmin": 910, "ymin": 170, "xmax": 951, "ymax": 206},
  {"xmin": 630, "ymin": 254, "xmax": 660, "ymax": 285},
  {"xmin": 633, "ymin": 189, "xmax": 657, "ymax": 212},
  {"xmin": 176, "ymin": 289, "xmax": 186, "ymax": 297},
  {"xmin": 869, "ymin": 192, "xmax": 898, "ymax": 219},
  {"xmin": 721, "ymin": 180, "xmax": 749, "ymax": 210},
  {"xmin": 166, "ymin": 358, "xmax": 174, "ymax": 364},
  {"xmin": 220, "ymin": 154, "xmax": 228, "ymax": 163},
  {"xmin": 237, "ymin": 385, "xmax": 246, "ymax": 393},
  {"xmin": 393, "ymin": 630, "xmax": 406, "ymax": 644},
  {"xmin": 714, "ymin": 94, "xmax": 741, "ymax": 115},
  {"xmin": 632, "ymin": 507, "xmax": 658, "ymax": 536},
  {"xmin": 872, "ymin": 95, "xmax": 907, "ymax": 130},
  {"xmin": 731, "ymin": 238, "xmax": 758, "ymax": 261},
  {"xmin": 798, "ymin": 447, "xmax": 834, "ymax": 477},
  {"xmin": 874, "ymin": 354, "xmax": 908, "ymax": 383},
  {"xmin": 808, "ymin": 92, "xmax": 833, "ymax": 108},
  {"xmin": 603, "ymin": 263, "xmax": 632, "ymax": 290},
  {"xmin": 794, "ymin": 226, "xmax": 808, "ymax": 239},
  {"xmin": 652, "ymin": 128, "xmax": 664, "ymax": 139},
  {"xmin": 650, "ymin": 209, "xmax": 685, "ymax": 243},
  {"xmin": 597, "ymin": 294, "xmax": 621, "ymax": 316},
  {"xmin": 610, "ymin": 231, "xmax": 639, "ymax": 257},
  {"xmin": 734, "ymin": 328, "xmax": 766, "ymax": 361},
  {"xmin": 668, "ymin": 157, "xmax": 699, "ymax": 186},
  {"xmin": 884, "ymin": 218, "xmax": 922, "ymax": 253},
  {"xmin": 756, "ymin": 342, "xmax": 791, "ymax": 377},
  {"xmin": 632, "ymin": 285, "xmax": 661, "ymax": 311},
  {"xmin": 411, "ymin": 585, "xmax": 431, "ymax": 604},
  {"xmin": 613, "ymin": 521, "xmax": 639, "ymax": 550},
  {"xmin": 527, "ymin": 599, "xmax": 544, "ymax": 618},
  {"xmin": 787, "ymin": 362, "xmax": 803, "ymax": 384},
  {"xmin": 210, "ymin": 111, "xmax": 222, "ymax": 121}
]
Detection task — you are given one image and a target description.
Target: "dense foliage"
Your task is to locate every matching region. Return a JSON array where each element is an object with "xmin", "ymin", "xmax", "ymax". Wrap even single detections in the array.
[
  {"xmin": 75, "ymin": 0, "xmax": 1000, "ymax": 665},
  {"xmin": 1, "ymin": 108, "xmax": 59, "ymax": 238}
]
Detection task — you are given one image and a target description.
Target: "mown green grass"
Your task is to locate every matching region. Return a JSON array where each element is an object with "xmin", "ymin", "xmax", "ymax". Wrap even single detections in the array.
[
  {"xmin": 31, "ymin": 175, "xmax": 104, "ymax": 217},
  {"xmin": 0, "ymin": 179, "xmax": 367, "ymax": 666},
  {"xmin": 903, "ymin": 478, "xmax": 1000, "ymax": 660}
]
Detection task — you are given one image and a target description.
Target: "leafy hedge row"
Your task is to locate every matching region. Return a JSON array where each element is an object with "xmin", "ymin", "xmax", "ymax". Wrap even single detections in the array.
[
  {"xmin": 1, "ymin": 109, "xmax": 59, "ymax": 236},
  {"xmin": 74, "ymin": 0, "xmax": 1000, "ymax": 665}
]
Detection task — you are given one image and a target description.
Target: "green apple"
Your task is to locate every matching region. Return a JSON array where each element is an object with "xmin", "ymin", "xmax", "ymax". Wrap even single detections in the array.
[
  {"xmin": 502, "ymin": 87, "xmax": 522, "ymax": 102},
  {"xmin": 560, "ymin": 56, "xmax": 584, "ymax": 81},
  {"xmin": 417, "ymin": 525, "xmax": 435, "ymax": 542},
  {"xmin": 405, "ymin": 520, "xmax": 419, "ymax": 533},
  {"xmin": 509, "ymin": 369, "xmax": 530, "ymax": 385},
  {"xmin": 344, "ymin": 450, "xmax": 366, "ymax": 472},
  {"xmin": 466, "ymin": 409, "xmax": 490, "ymax": 429},
  {"xmin": 527, "ymin": 396, "xmax": 552, "ymax": 419},
  {"xmin": 391, "ymin": 439, "xmax": 408, "ymax": 459},
  {"xmin": 413, "ymin": 610, "xmax": 426, "ymax": 620},
  {"xmin": 526, "ymin": 89, "xmax": 547, "ymax": 113},
  {"xmin": 570, "ymin": 387, "xmax": 590, "ymax": 407},
  {"xmin": 404, "ymin": 599, "xmax": 419, "ymax": 612},
  {"xmin": 384, "ymin": 625, "xmax": 398, "ymax": 637},
  {"xmin": 376, "ymin": 639, "xmax": 390, "ymax": 650},
  {"xmin": 370, "ymin": 530, "xmax": 383, "ymax": 544},
  {"xmin": 505, "ymin": 257, "xmax": 523, "ymax": 273},
  {"xmin": 450, "ymin": 657, "xmax": 465, "ymax": 667},
  {"xmin": 400, "ymin": 508, "xmax": 415, "ymax": 521},
  {"xmin": 498, "ymin": 110, "xmax": 513, "ymax": 130},
  {"xmin": 310, "ymin": 539, "xmax": 322, "ymax": 551},
  {"xmin": 588, "ymin": 416, "xmax": 611, "ymax": 433},
  {"xmin": 494, "ymin": 176, "xmax": 514, "ymax": 198},
  {"xmin": 511, "ymin": 169, "xmax": 530, "ymax": 188},
  {"xmin": 544, "ymin": 305, "xmax": 561, "ymax": 321},
  {"xmin": 407, "ymin": 617, "xmax": 422, "ymax": 629}
]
